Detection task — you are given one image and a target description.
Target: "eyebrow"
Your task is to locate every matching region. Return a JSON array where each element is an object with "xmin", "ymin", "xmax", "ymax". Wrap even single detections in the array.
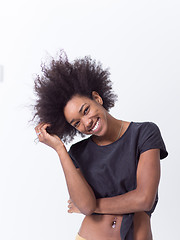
[{"xmin": 69, "ymin": 103, "xmax": 87, "ymax": 125}]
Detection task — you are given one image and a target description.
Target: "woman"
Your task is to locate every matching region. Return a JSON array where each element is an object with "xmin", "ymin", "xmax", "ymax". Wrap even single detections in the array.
[{"xmin": 33, "ymin": 51, "xmax": 168, "ymax": 240}]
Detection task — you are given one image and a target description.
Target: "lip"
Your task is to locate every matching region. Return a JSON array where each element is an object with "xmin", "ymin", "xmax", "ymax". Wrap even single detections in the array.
[{"xmin": 88, "ymin": 117, "xmax": 100, "ymax": 133}]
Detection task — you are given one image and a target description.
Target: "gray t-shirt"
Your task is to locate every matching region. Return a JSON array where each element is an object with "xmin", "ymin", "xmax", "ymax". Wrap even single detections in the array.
[{"xmin": 68, "ymin": 121, "xmax": 168, "ymax": 240}]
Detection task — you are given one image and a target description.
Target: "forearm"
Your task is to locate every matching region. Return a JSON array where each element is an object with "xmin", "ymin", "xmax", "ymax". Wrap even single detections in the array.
[
  {"xmin": 95, "ymin": 150, "xmax": 160, "ymax": 215},
  {"xmin": 95, "ymin": 189, "xmax": 155, "ymax": 215},
  {"xmin": 57, "ymin": 146, "xmax": 96, "ymax": 215}
]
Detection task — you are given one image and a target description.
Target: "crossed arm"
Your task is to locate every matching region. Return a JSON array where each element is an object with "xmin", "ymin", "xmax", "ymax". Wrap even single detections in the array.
[
  {"xmin": 68, "ymin": 148, "xmax": 161, "ymax": 215},
  {"xmin": 36, "ymin": 123, "xmax": 160, "ymax": 215}
]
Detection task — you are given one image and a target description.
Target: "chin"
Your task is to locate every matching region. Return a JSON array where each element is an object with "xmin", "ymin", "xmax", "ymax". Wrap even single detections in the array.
[{"xmin": 95, "ymin": 126, "xmax": 107, "ymax": 137}]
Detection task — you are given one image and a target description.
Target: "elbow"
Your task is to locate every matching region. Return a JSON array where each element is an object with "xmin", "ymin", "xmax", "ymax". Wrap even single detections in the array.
[
  {"xmin": 81, "ymin": 199, "xmax": 96, "ymax": 216},
  {"xmin": 83, "ymin": 208, "xmax": 94, "ymax": 216},
  {"xmin": 81, "ymin": 206, "xmax": 95, "ymax": 216},
  {"xmin": 139, "ymin": 194, "xmax": 155, "ymax": 212},
  {"xmin": 143, "ymin": 199, "xmax": 154, "ymax": 212},
  {"xmin": 136, "ymin": 190, "xmax": 155, "ymax": 212}
]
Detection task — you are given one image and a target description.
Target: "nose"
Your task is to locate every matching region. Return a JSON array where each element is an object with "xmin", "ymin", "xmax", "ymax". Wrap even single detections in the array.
[{"xmin": 82, "ymin": 116, "xmax": 93, "ymax": 130}]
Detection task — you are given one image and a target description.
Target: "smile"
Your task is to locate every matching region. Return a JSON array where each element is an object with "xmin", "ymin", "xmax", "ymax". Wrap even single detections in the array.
[{"xmin": 89, "ymin": 118, "xmax": 100, "ymax": 133}]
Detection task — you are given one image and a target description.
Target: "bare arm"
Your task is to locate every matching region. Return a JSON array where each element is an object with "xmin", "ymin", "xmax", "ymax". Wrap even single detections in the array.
[
  {"xmin": 35, "ymin": 123, "xmax": 96, "ymax": 216},
  {"xmin": 94, "ymin": 149, "xmax": 161, "ymax": 214},
  {"xmin": 57, "ymin": 147, "xmax": 96, "ymax": 215}
]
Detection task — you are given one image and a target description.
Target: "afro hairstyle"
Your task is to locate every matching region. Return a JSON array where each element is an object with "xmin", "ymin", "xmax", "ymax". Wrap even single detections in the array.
[{"xmin": 32, "ymin": 50, "xmax": 117, "ymax": 143}]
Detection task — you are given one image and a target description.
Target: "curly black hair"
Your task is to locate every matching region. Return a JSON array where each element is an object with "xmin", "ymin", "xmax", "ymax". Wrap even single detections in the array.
[{"xmin": 32, "ymin": 50, "xmax": 117, "ymax": 143}]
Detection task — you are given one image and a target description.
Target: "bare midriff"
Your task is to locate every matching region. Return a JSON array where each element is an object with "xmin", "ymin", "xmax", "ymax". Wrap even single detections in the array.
[
  {"xmin": 78, "ymin": 214, "xmax": 123, "ymax": 240},
  {"xmin": 78, "ymin": 212, "xmax": 153, "ymax": 240}
]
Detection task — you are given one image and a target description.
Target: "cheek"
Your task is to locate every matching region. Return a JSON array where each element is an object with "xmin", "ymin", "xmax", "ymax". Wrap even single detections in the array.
[
  {"xmin": 76, "ymin": 126, "xmax": 86, "ymax": 135},
  {"xmin": 99, "ymin": 108, "xmax": 107, "ymax": 121}
]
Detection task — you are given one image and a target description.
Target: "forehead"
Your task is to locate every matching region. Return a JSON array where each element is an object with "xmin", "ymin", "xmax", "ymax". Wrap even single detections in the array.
[
  {"xmin": 66, "ymin": 95, "xmax": 92, "ymax": 109},
  {"xmin": 64, "ymin": 95, "xmax": 92, "ymax": 121}
]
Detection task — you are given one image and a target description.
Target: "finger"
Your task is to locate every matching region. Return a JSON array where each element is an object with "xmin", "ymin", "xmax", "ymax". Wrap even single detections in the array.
[
  {"xmin": 68, "ymin": 209, "xmax": 73, "ymax": 213},
  {"xmin": 38, "ymin": 123, "xmax": 46, "ymax": 130},
  {"xmin": 35, "ymin": 123, "xmax": 42, "ymax": 130},
  {"xmin": 36, "ymin": 126, "xmax": 43, "ymax": 137},
  {"xmin": 39, "ymin": 126, "xmax": 49, "ymax": 138},
  {"xmin": 35, "ymin": 123, "xmax": 44, "ymax": 134},
  {"xmin": 35, "ymin": 129, "xmax": 42, "ymax": 138},
  {"xmin": 41, "ymin": 123, "xmax": 51, "ymax": 130},
  {"xmin": 36, "ymin": 123, "xmax": 50, "ymax": 137},
  {"xmin": 35, "ymin": 124, "xmax": 41, "ymax": 133},
  {"xmin": 38, "ymin": 126, "xmax": 48, "ymax": 138},
  {"xmin": 35, "ymin": 122, "xmax": 45, "ymax": 129},
  {"xmin": 36, "ymin": 133, "xmax": 42, "ymax": 138},
  {"xmin": 34, "ymin": 128, "xmax": 44, "ymax": 144}
]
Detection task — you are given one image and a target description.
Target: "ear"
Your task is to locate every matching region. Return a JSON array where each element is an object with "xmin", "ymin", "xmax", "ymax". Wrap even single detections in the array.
[{"xmin": 91, "ymin": 91, "xmax": 103, "ymax": 105}]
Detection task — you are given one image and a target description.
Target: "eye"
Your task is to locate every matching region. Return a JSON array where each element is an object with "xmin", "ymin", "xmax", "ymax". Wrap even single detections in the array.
[
  {"xmin": 74, "ymin": 121, "xmax": 80, "ymax": 128},
  {"xmin": 84, "ymin": 106, "xmax": 89, "ymax": 115}
]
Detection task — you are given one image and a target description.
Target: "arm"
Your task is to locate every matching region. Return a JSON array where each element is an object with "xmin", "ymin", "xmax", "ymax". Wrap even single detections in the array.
[
  {"xmin": 67, "ymin": 168, "xmax": 94, "ymax": 215},
  {"xmin": 35, "ymin": 123, "xmax": 96, "ymax": 216},
  {"xmin": 94, "ymin": 149, "xmax": 161, "ymax": 214},
  {"xmin": 57, "ymin": 148, "xmax": 96, "ymax": 215}
]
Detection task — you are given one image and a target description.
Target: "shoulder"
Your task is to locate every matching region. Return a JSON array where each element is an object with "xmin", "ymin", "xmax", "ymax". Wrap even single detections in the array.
[
  {"xmin": 68, "ymin": 137, "xmax": 90, "ymax": 155},
  {"xmin": 134, "ymin": 121, "xmax": 162, "ymax": 139},
  {"xmin": 132, "ymin": 120, "xmax": 162, "ymax": 142},
  {"xmin": 128, "ymin": 121, "xmax": 160, "ymax": 138},
  {"xmin": 132, "ymin": 121, "xmax": 158, "ymax": 130},
  {"xmin": 133, "ymin": 121, "xmax": 168, "ymax": 159},
  {"xmin": 130, "ymin": 121, "xmax": 162, "ymax": 138}
]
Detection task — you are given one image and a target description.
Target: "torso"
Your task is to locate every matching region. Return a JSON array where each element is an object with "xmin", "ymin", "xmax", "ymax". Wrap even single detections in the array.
[
  {"xmin": 78, "ymin": 121, "xmax": 153, "ymax": 240},
  {"xmin": 70, "ymin": 121, "xmax": 157, "ymax": 240},
  {"xmin": 78, "ymin": 212, "xmax": 153, "ymax": 240},
  {"xmin": 78, "ymin": 214, "xmax": 123, "ymax": 240}
]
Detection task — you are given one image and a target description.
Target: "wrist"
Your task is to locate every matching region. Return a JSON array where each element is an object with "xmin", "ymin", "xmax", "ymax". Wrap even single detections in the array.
[{"xmin": 56, "ymin": 143, "xmax": 66, "ymax": 154}]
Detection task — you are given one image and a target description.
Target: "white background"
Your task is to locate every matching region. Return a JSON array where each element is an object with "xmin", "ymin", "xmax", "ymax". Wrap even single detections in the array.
[{"xmin": 0, "ymin": 0, "xmax": 179, "ymax": 239}]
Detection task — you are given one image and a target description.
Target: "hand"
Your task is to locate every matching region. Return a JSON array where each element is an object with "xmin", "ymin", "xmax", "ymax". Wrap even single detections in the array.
[
  {"xmin": 35, "ymin": 123, "xmax": 65, "ymax": 152},
  {"xmin": 67, "ymin": 199, "xmax": 82, "ymax": 214}
]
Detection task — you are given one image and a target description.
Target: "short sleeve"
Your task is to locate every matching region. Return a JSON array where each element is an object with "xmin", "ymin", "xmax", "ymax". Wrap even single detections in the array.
[
  {"xmin": 138, "ymin": 122, "xmax": 168, "ymax": 159},
  {"xmin": 68, "ymin": 146, "xmax": 80, "ymax": 168}
]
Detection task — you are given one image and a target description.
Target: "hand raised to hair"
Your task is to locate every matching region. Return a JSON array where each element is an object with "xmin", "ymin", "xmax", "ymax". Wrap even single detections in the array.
[{"xmin": 35, "ymin": 123, "xmax": 65, "ymax": 152}]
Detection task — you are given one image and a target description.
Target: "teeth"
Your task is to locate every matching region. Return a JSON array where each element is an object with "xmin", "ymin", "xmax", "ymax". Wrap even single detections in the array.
[{"xmin": 92, "ymin": 119, "xmax": 99, "ymax": 131}]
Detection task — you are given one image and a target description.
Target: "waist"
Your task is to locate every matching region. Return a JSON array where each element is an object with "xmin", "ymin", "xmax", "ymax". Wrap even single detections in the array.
[{"xmin": 78, "ymin": 214, "xmax": 123, "ymax": 240}]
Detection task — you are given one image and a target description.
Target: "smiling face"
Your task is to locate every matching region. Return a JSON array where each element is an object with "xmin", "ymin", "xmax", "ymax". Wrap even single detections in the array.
[{"xmin": 64, "ymin": 92, "xmax": 108, "ymax": 136}]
